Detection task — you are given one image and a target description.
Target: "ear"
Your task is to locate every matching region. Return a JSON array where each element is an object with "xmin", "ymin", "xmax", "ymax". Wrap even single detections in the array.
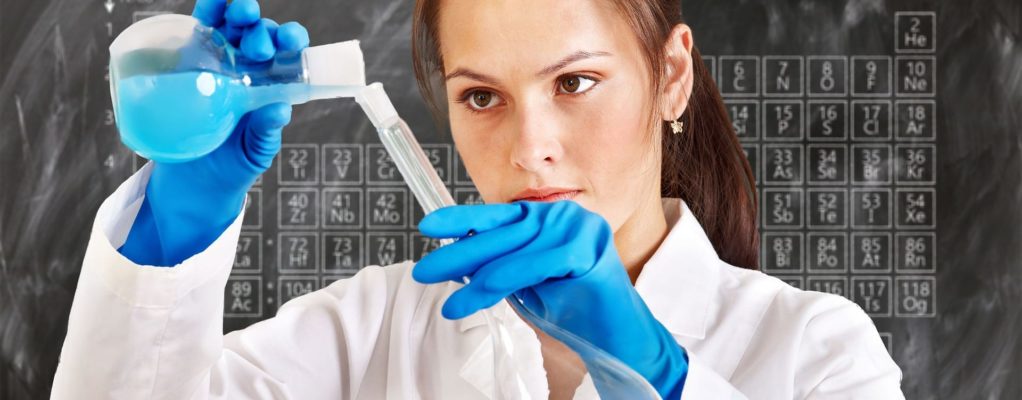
[{"xmin": 660, "ymin": 24, "xmax": 695, "ymax": 121}]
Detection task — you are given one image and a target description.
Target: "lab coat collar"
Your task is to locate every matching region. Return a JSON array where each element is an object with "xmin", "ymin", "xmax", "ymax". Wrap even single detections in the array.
[
  {"xmin": 455, "ymin": 198, "xmax": 720, "ymax": 339},
  {"xmin": 632, "ymin": 197, "xmax": 720, "ymax": 340}
]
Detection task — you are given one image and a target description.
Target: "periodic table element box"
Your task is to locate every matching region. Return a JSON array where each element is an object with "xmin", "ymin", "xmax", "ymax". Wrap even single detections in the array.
[
  {"xmin": 807, "ymin": 100, "xmax": 848, "ymax": 141},
  {"xmin": 278, "ymin": 276, "xmax": 320, "ymax": 306},
  {"xmin": 851, "ymin": 144, "xmax": 893, "ymax": 186},
  {"xmin": 322, "ymin": 144, "xmax": 364, "ymax": 185},
  {"xmin": 762, "ymin": 56, "xmax": 804, "ymax": 97},
  {"xmin": 895, "ymin": 276, "xmax": 937, "ymax": 318},
  {"xmin": 367, "ymin": 144, "xmax": 405, "ymax": 185},
  {"xmin": 807, "ymin": 188, "xmax": 848, "ymax": 229},
  {"xmin": 896, "ymin": 232, "xmax": 937, "ymax": 273},
  {"xmin": 225, "ymin": 276, "xmax": 263, "ymax": 318},
  {"xmin": 278, "ymin": 144, "xmax": 319, "ymax": 185},
  {"xmin": 725, "ymin": 100, "xmax": 759, "ymax": 141},
  {"xmin": 895, "ymin": 12, "xmax": 937, "ymax": 53},
  {"xmin": 762, "ymin": 188, "xmax": 804, "ymax": 229},
  {"xmin": 367, "ymin": 232, "xmax": 409, "ymax": 267},
  {"xmin": 762, "ymin": 144, "xmax": 804, "ymax": 185},
  {"xmin": 852, "ymin": 276, "xmax": 893, "ymax": 317},
  {"xmin": 851, "ymin": 232, "xmax": 893, "ymax": 273},
  {"xmin": 234, "ymin": 232, "xmax": 263, "ymax": 273},
  {"xmin": 807, "ymin": 275, "xmax": 850, "ymax": 301},
  {"xmin": 851, "ymin": 188, "xmax": 893, "ymax": 229},
  {"xmin": 279, "ymin": 188, "xmax": 319, "ymax": 229},
  {"xmin": 762, "ymin": 100, "xmax": 804, "ymax": 141},
  {"xmin": 322, "ymin": 232, "xmax": 364, "ymax": 276},
  {"xmin": 895, "ymin": 144, "xmax": 937, "ymax": 185},
  {"xmin": 719, "ymin": 56, "xmax": 759, "ymax": 97},
  {"xmin": 367, "ymin": 187, "xmax": 410, "ymax": 229},
  {"xmin": 807, "ymin": 232, "xmax": 848, "ymax": 273},
  {"xmin": 851, "ymin": 56, "xmax": 892, "ymax": 97},
  {"xmin": 278, "ymin": 232, "xmax": 318, "ymax": 273},
  {"xmin": 896, "ymin": 56, "xmax": 937, "ymax": 97},
  {"xmin": 851, "ymin": 100, "xmax": 892, "ymax": 141},
  {"xmin": 896, "ymin": 188, "xmax": 936, "ymax": 229},
  {"xmin": 807, "ymin": 144, "xmax": 848, "ymax": 185},
  {"xmin": 807, "ymin": 56, "xmax": 848, "ymax": 97},
  {"xmin": 322, "ymin": 188, "xmax": 364, "ymax": 229},
  {"xmin": 895, "ymin": 100, "xmax": 937, "ymax": 141},
  {"xmin": 762, "ymin": 232, "xmax": 804, "ymax": 274}
]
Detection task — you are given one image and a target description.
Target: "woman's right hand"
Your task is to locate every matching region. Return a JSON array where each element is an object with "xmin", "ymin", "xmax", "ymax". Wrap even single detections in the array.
[{"xmin": 118, "ymin": 0, "xmax": 310, "ymax": 266}]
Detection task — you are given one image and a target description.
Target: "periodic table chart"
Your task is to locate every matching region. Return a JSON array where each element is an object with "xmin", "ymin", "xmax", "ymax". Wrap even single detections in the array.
[
  {"xmin": 703, "ymin": 10, "xmax": 939, "ymax": 355},
  {"xmin": 110, "ymin": 7, "xmax": 939, "ymax": 356}
]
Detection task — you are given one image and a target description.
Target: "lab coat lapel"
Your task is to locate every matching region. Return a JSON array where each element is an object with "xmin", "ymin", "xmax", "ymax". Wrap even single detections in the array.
[
  {"xmin": 455, "ymin": 300, "xmax": 547, "ymax": 399},
  {"xmin": 457, "ymin": 332, "xmax": 499, "ymax": 398},
  {"xmin": 637, "ymin": 198, "xmax": 775, "ymax": 382},
  {"xmin": 633, "ymin": 198, "xmax": 721, "ymax": 340},
  {"xmin": 453, "ymin": 289, "xmax": 495, "ymax": 397}
]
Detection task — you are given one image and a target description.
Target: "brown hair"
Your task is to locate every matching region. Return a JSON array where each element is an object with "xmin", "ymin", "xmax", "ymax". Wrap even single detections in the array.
[{"xmin": 411, "ymin": 0, "xmax": 759, "ymax": 270}]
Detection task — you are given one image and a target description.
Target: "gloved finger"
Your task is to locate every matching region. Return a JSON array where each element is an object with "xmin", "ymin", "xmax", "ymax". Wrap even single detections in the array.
[
  {"xmin": 441, "ymin": 280, "xmax": 506, "ymax": 319},
  {"xmin": 412, "ymin": 219, "xmax": 539, "ymax": 284},
  {"xmin": 275, "ymin": 21, "xmax": 310, "ymax": 53},
  {"xmin": 418, "ymin": 203, "xmax": 526, "ymax": 239},
  {"xmin": 221, "ymin": 0, "xmax": 258, "ymax": 46},
  {"xmin": 262, "ymin": 18, "xmax": 280, "ymax": 45},
  {"xmin": 240, "ymin": 19, "xmax": 275, "ymax": 62},
  {"xmin": 225, "ymin": 0, "xmax": 260, "ymax": 28},
  {"xmin": 476, "ymin": 244, "xmax": 587, "ymax": 293},
  {"xmin": 242, "ymin": 103, "xmax": 291, "ymax": 170},
  {"xmin": 247, "ymin": 102, "xmax": 292, "ymax": 133},
  {"xmin": 192, "ymin": 0, "xmax": 227, "ymax": 27}
]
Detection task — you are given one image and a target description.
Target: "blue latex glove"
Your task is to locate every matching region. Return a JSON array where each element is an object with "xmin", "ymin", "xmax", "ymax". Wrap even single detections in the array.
[
  {"xmin": 414, "ymin": 200, "xmax": 688, "ymax": 399},
  {"xmin": 118, "ymin": 0, "xmax": 309, "ymax": 266}
]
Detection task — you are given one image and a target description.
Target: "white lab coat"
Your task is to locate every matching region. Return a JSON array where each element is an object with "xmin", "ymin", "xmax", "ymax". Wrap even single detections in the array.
[{"xmin": 52, "ymin": 164, "xmax": 904, "ymax": 399}]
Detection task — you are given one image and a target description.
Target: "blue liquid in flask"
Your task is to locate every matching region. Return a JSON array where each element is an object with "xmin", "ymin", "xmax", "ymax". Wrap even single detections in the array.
[
  {"xmin": 114, "ymin": 71, "xmax": 360, "ymax": 163},
  {"xmin": 108, "ymin": 14, "xmax": 365, "ymax": 163}
]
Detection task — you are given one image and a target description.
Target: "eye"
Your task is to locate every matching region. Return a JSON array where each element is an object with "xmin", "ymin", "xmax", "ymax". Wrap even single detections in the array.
[
  {"xmin": 557, "ymin": 75, "xmax": 597, "ymax": 94},
  {"xmin": 464, "ymin": 90, "xmax": 505, "ymax": 111}
]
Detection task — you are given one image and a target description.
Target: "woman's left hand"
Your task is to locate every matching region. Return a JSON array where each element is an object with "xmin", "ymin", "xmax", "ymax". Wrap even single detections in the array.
[{"xmin": 413, "ymin": 200, "xmax": 687, "ymax": 398}]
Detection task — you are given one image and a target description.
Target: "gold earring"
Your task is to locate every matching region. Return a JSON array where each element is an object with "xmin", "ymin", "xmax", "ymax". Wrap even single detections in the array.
[{"xmin": 670, "ymin": 119, "xmax": 684, "ymax": 134}]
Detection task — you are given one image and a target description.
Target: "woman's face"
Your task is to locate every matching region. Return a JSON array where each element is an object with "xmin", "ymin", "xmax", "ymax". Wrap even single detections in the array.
[{"xmin": 437, "ymin": 0, "xmax": 663, "ymax": 232}]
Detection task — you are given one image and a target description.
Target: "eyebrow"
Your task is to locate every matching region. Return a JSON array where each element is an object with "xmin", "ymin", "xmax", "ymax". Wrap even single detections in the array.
[{"xmin": 444, "ymin": 50, "xmax": 612, "ymax": 84}]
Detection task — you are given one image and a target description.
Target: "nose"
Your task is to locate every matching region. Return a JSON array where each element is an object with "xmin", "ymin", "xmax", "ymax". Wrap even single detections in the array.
[{"xmin": 509, "ymin": 102, "xmax": 564, "ymax": 173}]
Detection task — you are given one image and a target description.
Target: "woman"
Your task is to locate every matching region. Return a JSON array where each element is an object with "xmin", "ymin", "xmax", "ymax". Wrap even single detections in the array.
[{"xmin": 52, "ymin": 0, "xmax": 904, "ymax": 398}]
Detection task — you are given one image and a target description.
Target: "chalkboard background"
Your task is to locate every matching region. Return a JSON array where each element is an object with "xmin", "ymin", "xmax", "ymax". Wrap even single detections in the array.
[{"xmin": 1, "ymin": 0, "xmax": 1019, "ymax": 398}]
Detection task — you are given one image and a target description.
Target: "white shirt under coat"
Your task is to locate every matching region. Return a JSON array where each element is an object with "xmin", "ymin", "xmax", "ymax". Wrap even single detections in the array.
[{"xmin": 52, "ymin": 164, "xmax": 905, "ymax": 399}]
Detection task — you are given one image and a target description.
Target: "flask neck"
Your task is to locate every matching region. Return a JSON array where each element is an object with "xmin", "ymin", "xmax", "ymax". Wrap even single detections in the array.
[
  {"xmin": 237, "ymin": 50, "xmax": 308, "ymax": 87},
  {"xmin": 236, "ymin": 49, "xmax": 361, "ymax": 111}
]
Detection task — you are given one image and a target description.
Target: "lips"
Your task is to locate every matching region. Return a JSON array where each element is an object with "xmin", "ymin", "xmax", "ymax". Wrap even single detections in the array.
[{"xmin": 512, "ymin": 188, "xmax": 581, "ymax": 202}]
